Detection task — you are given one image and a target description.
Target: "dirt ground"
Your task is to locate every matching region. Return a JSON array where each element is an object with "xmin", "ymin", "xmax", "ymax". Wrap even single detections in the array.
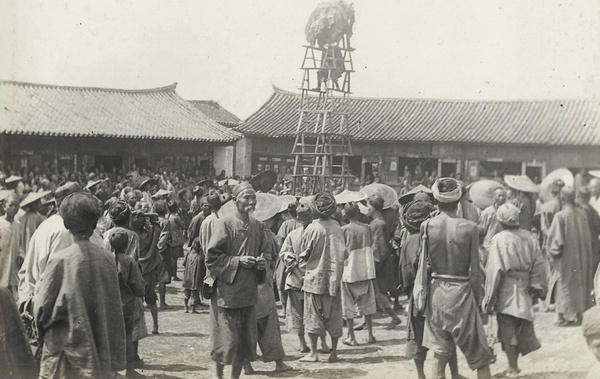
[{"xmin": 133, "ymin": 263, "xmax": 597, "ymax": 379}]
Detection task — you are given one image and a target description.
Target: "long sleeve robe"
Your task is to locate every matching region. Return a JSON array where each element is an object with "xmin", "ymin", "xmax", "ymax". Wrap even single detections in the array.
[
  {"xmin": 18, "ymin": 210, "xmax": 45, "ymax": 255},
  {"xmin": 300, "ymin": 218, "xmax": 347, "ymax": 296},
  {"xmin": 483, "ymin": 229, "xmax": 547, "ymax": 321},
  {"xmin": 0, "ymin": 217, "xmax": 23, "ymax": 288},
  {"xmin": 17, "ymin": 214, "xmax": 104, "ymax": 310},
  {"xmin": 279, "ymin": 227, "xmax": 306, "ymax": 291},
  {"xmin": 205, "ymin": 213, "xmax": 268, "ymax": 308},
  {"xmin": 547, "ymin": 206, "xmax": 594, "ymax": 317},
  {"xmin": 33, "ymin": 241, "xmax": 126, "ymax": 378}
]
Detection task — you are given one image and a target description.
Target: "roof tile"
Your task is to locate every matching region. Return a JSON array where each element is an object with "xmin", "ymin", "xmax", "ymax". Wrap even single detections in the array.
[
  {"xmin": 237, "ymin": 87, "xmax": 600, "ymax": 145},
  {"xmin": 0, "ymin": 81, "xmax": 241, "ymax": 143}
]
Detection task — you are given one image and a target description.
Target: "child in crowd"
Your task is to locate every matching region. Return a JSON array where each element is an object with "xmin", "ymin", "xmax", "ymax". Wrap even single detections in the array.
[
  {"xmin": 110, "ymin": 227, "xmax": 145, "ymax": 378},
  {"xmin": 183, "ymin": 238, "xmax": 206, "ymax": 313}
]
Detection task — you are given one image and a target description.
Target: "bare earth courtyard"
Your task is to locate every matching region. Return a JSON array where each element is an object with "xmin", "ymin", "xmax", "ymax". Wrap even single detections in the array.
[{"xmin": 133, "ymin": 263, "xmax": 596, "ymax": 379}]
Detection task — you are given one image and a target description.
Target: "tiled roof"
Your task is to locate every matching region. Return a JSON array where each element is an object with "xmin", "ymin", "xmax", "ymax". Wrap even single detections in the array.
[
  {"xmin": 0, "ymin": 81, "xmax": 241, "ymax": 143},
  {"xmin": 237, "ymin": 87, "xmax": 600, "ymax": 146},
  {"xmin": 188, "ymin": 100, "xmax": 240, "ymax": 127}
]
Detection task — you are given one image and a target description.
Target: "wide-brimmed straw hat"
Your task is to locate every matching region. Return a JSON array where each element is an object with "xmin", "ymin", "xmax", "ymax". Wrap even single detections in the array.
[
  {"xmin": 20, "ymin": 190, "xmax": 51, "ymax": 208},
  {"xmin": 468, "ymin": 180, "xmax": 505, "ymax": 210},
  {"xmin": 138, "ymin": 178, "xmax": 156, "ymax": 190},
  {"xmin": 220, "ymin": 192, "xmax": 283, "ymax": 222},
  {"xmin": 360, "ymin": 183, "xmax": 399, "ymax": 210},
  {"xmin": 85, "ymin": 179, "xmax": 104, "ymax": 190},
  {"xmin": 5, "ymin": 175, "xmax": 23, "ymax": 184},
  {"xmin": 249, "ymin": 171, "xmax": 278, "ymax": 193},
  {"xmin": 334, "ymin": 189, "xmax": 367, "ymax": 205},
  {"xmin": 503, "ymin": 175, "xmax": 539, "ymax": 193},
  {"xmin": 278, "ymin": 194, "xmax": 298, "ymax": 213},
  {"xmin": 151, "ymin": 189, "xmax": 172, "ymax": 199},
  {"xmin": 218, "ymin": 178, "xmax": 240, "ymax": 187},
  {"xmin": 398, "ymin": 184, "xmax": 433, "ymax": 206},
  {"xmin": 539, "ymin": 168, "xmax": 574, "ymax": 203}
]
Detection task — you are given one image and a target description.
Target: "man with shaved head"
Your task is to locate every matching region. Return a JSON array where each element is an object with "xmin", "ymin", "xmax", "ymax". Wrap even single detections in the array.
[{"xmin": 205, "ymin": 182, "xmax": 268, "ymax": 379}]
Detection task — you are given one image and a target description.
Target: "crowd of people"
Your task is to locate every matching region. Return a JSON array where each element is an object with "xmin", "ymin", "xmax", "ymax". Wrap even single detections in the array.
[{"xmin": 2, "ymin": 162, "xmax": 600, "ymax": 379}]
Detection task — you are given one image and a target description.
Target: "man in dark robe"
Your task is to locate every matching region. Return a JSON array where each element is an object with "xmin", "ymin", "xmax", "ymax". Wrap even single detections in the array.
[
  {"xmin": 33, "ymin": 192, "xmax": 126, "ymax": 378},
  {"xmin": 548, "ymin": 186, "xmax": 594, "ymax": 324},
  {"xmin": 205, "ymin": 182, "xmax": 267, "ymax": 379}
]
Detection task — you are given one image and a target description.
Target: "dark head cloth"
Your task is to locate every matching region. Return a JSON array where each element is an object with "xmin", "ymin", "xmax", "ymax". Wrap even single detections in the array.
[
  {"xmin": 109, "ymin": 227, "xmax": 129, "ymax": 251},
  {"xmin": 109, "ymin": 200, "xmax": 131, "ymax": 223},
  {"xmin": 232, "ymin": 182, "xmax": 254, "ymax": 198},
  {"xmin": 582, "ymin": 306, "xmax": 600, "ymax": 337},
  {"xmin": 296, "ymin": 202, "xmax": 313, "ymax": 223},
  {"xmin": 368, "ymin": 194, "xmax": 385, "ymax": 211},
  {"xmin": 314, "ymin": 192, "xmax": 337, "ymax": 218},
  {"xmin": 402, "ymin": 200, "xmax": 433, "ymax": 234},
  {"xmin": 60, "ymin": 192, "xmax": 102, "ymax": 233}
]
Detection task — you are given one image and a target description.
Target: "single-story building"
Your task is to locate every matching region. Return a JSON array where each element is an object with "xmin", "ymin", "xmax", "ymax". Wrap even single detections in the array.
[
  {"xmin": 0, "ymin": 81, "xmax": 241, "ymax": 176},
  {"xmin": 234, "ymin": 86, "xmax": 600, "ymax": 185}
]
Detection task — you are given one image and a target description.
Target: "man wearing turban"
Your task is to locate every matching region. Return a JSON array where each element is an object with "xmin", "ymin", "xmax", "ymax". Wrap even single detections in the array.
[
  {"xmin": 547, "ymin": 186, "xmax": 595, "ymax": 326},
  {"xmin": 205, "ymin": 182, "xmax": 268, "ymax": 379},
  {"xmin": 416, "ymin": 178, "xmax": 493, "ymax": 378},
  {"xmin": 299, "ymin": 192, "xmax": 347, "ymax": 363},
  {"xmin": 482, "ymin": 203, "xmax": 547, "ymax": 377}
]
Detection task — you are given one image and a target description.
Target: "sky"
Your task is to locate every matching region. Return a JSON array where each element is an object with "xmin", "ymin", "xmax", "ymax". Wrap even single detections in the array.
[{"xmin": 1, "ymin": 0, "xmax": 599, "ymax": 119}]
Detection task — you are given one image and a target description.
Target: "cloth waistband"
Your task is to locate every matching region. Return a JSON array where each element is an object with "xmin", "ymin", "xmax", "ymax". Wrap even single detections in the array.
[
  {"xmin": 505, "ymin": 271, "xmax": 529, "ymax": 280},
  {"xmin": 431, "ymin": 273, "xmax": 470, "ymax": 282}
]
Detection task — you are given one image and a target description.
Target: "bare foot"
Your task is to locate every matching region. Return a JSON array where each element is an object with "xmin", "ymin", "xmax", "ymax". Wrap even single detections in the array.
[
  {"xmin": 299, "ymin": 352, "xmax": 319, "ymax": 362},
  {"xmin": 327, "ymin": 352, "xmax": 340, "ymax": 363},
  {"xmin": 184, "ymin": 309, "xmax": 189, "ymax": 313},
  {"xmin": 243, "ymin": 362, "xmax": 254, "ymax": 375},
  {"xmin": 159, "ymin": 303, "xmax": 172, "ymax": 309},
  {"xmin": 275, "ymin": 362, "xmax": 293, "ymax": 372},
  {"xmin": 354, "ymin": 322, "xmax": 366, "ymax": 331},
  {"xmin": 191, "ymin": 310, "xmax": 199, "ymax": 314},
  {"xmin": 298, "ymin": 346, "xmax": 310, "ymax": 353},
  {"xmin": 385, "ymin": 317, "xmax": 401, "ymax": 330},
  {"xmin": 367, "ymin": 336, "xmax": 376, "ymax": 344},
  {"xmin": 342, "ymin": 338, "xmax": 358, "ymax": 346}
]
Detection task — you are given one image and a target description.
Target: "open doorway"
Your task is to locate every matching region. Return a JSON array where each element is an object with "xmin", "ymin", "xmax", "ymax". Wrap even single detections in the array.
[{"xmin": 95, "ymin": 155, "xmax": 123, "ymax": 171}]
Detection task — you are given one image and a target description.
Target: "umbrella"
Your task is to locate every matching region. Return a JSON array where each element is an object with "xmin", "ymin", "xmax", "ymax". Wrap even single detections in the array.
[
  {"xmin": 138, "ymin": 178, "xmax": 156, "ymax": 190},
  {"xmin": 249, "ymin": 171, "xmax": 278, "ymax": 193},
  {"xmin": 359, "ymin": 183, "xmax": 399, "ymax": 210},
  {"xmin": 468, "ymin": 180, "xmax": 505, "ymax": 210},
  {"xmin": 398, "ymin": 185, "xmax": 433, "ymax": 206},
  {"xmin": 504, "ymin": 175, "xmax": 539, "ymax": 194},
  {"xmin": 589, "ymin": 170, "xmax": 600, "ymax": 178},
  {"xmin": 196, "ymin": 179, "xmax": 214, "ymax": 189},
  {"xmin": 539, "ymin": 168, "xmax": 574, "ymax": 203}
]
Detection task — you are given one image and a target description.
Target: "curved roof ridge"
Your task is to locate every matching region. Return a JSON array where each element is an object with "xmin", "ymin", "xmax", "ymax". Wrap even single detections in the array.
[
  {"xmin": 0, "ymin": 80, "xmax": 178, "ymax": 94},
  {"xmin": 270, "ymin": 86, "xmax": 597, "ymax": 104}
]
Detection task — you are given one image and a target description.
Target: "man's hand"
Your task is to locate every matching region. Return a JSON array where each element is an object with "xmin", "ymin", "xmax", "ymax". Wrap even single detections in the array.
[
  {"xmin": 239, "ymin": 256, "xmax": 257, "ymax": 268},
  {"xmin": 255, "ymin": 256, "xmax": 267, "ymax": 271}
]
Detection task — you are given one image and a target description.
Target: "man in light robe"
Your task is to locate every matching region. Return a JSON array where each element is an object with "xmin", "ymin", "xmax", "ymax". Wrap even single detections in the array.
[
  {"xmin": 483, "ymin": 203, "xmax": 547, "ymax": 377},
  {"xmin": 340, "ymin": 202, "xmax": 377, "ymax": 346},
  {"xmin": 299, "ymin": 192, "xmax": 347, "ymax": 363},
  {"xmin": 205, "ymin": 182, "xmax": 268, "ymax": 379},
  {"xmin": 589, "ymin": 178, "xmax": 600, "ymax": 216},
  {"xmin": 33, "ymin": 192, "xmax": 126, "ymax": 378},
  {"xmin": 0, "ymin": 192, "xmax": 24, "ymax": 297},
  {"xmin": 479, "ymin": 187, "xmax": 507, "ymax": 253},
  {"xmin": 17, "ymin": 191, "xmax": 49, "ymax": 254},
  {"xmin": 547, "ymin": 186, "xmax": 594, "ymax": 325},
  {"xmin": 280, "ymin": 203, "xmax": 318, "ymax": 353},
  {"xmin": 17, "ymin": 182, "xmax": 104, "ymax": 311},
  {"xmin": 200, "ymin": 193, "xmax": 223, "ymax": 293},
  {"xmin": 416, "ymin": 178, "xmax": 493, "ymax": 379},
  {"xmin": 275, "ymin": 202, "xmax": 302, "ymax": 316}
]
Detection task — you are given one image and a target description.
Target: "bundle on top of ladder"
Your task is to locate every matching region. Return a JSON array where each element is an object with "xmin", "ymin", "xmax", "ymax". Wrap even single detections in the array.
[{"xmin": 292, "ymin": 1, "xmax": 356, "ymax": 196}]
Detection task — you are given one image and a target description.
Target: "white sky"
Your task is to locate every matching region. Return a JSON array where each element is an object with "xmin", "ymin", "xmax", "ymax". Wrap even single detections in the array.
[{"xmin": 1, "ymin": 0, "xmax": 598, "ymax": 119}]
